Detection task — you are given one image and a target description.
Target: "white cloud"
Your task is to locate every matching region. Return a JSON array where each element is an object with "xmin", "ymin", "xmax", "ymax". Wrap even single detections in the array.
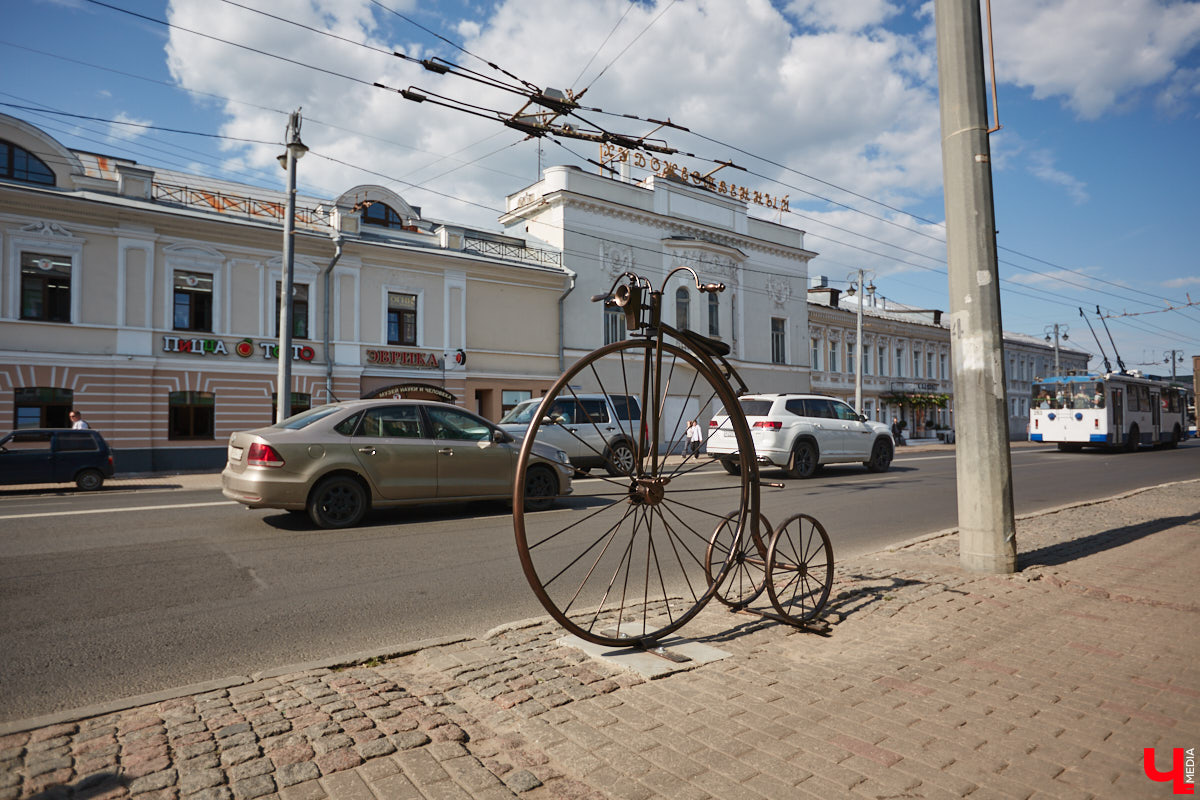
[
  {"xmin": 1163, "ymin": 275, "xmax": 1200, "ymax": 288},
  {"xmin": 108, "ymin": 111, "xmax": 153, "ymax": 142},
  {"xmin": 991, "ymin": 0, "xmax": 1200, "ymax": 119},
  {"xmin": 1025, "ymin": 150, "xmax": 1088, "ymax": 205},
  {"xmin": 783, "ymin": 0, "xmax": 900, "ymax": 32}
]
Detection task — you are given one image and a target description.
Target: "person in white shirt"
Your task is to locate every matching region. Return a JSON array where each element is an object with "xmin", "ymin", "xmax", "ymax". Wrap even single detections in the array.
[
  {"xmin": 69, "ymin": 410, "xmax": 89, "ymax": 429},
  {"xmin": 686, "ymin": 419, "xmax": 703, "ymax": 456}
]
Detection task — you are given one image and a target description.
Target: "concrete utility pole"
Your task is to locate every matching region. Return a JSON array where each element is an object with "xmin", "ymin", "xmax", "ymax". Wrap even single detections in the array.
[
  {"xmin": 1044, "ymin": 323, "xmax": 1069, "ymax": 377},
  {"xmin": 276, "ymin": 110, "xmax": 308, "ymax": 424},
  {"xmin": 935, "ymin": 0, "xmax": 1016, "ymax": 573}
]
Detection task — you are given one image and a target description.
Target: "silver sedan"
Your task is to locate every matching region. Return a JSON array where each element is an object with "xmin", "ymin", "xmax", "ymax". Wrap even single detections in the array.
[{"xmin": 222, "ymin": 399, "xmax": 572, "ymax": 528}]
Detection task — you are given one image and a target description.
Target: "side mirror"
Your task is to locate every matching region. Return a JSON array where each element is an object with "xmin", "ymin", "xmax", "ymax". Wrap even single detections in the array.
[
  {"xmin": 492, "ymin": 429, "xmax": 514, "ymax": 444},
  {"xmin": 541, "ymin": 415, "xmax": 559, "ymax": 425},
  {"xmin": 858, "ymin": 414, "xmax": 868, "ymax": 422}
]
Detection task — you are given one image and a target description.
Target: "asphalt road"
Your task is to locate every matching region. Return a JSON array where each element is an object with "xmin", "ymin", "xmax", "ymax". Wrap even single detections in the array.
[{"xmin": 1, "ymin": 441, "xmax": 1196, "ymax": 723}]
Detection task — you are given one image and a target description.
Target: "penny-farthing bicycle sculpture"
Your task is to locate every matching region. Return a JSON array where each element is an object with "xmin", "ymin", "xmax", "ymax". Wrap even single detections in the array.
[{"xmin": 513, "ymin": 269, "xmax": 834, "ymax": 648}]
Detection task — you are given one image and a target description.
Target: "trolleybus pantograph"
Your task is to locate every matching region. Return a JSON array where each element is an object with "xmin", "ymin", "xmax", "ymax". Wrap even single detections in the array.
[{"xmin": 1029, "ymin": 371, "xmax": 1193, "ymax": 452}]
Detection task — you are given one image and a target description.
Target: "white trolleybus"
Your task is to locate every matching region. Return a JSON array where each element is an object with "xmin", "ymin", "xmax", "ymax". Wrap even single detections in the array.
[{"xmin": 1029, "ymin": 372, "xmax": 1194, "ymax": 452}]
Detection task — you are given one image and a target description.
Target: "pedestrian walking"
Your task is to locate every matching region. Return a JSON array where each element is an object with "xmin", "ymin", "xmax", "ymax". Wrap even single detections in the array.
[
  {"xmin": 686, "ymin": 419, "xmax": 703, "ymax": 456},
  {"xmin": 891, "ymin": 417, "xmax": 905, "ymax": 446},
  {"xmin": 69, "ymin": 410, "xmax": 89, "ymax": 430}
]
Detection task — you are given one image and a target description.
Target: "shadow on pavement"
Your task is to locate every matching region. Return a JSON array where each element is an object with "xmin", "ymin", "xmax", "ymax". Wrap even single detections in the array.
[
  {"xmin": 27, "ymin": 771, "xmax": 129, "ymax": 799},
  {"xmin": 1019, "ymin": 511, "xmax": 1200, "ymax": 569},
  {"xmin": 822, "ymin": 572, "xmax": 958, "ymax": 624}
]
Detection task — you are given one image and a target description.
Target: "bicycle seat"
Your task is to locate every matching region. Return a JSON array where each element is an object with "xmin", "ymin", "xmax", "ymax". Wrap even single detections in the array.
[{"xmin": 676, "ymin": 328, "xmax": 731, "ymax": 358}]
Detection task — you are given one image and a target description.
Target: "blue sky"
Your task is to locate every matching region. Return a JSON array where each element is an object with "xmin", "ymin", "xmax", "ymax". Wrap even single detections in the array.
[{"xmin": 4, "ymin": 0, "xmax": 1199, "ymax": 374}]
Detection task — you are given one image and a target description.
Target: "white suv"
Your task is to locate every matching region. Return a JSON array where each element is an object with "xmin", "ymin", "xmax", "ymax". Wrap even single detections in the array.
[
  {"xmin": 499, "ymin": 394, "xmax": 642, "ymax": 476},
  {"xmin": 706, "ymin": 394, "xmax": 894, "ymax": 478}
]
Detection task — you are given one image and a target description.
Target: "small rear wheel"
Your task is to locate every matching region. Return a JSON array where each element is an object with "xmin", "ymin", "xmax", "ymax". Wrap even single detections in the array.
[
  {"xmin": 785, "ymin": 441, "xmax": 818, "ymax": 479},
  {"xmin": 308, "ymin": 475, "xmax": 368, "ymax": 529},
  {"xmin": 766, "ymin": 513, "xmax": 834, "ymax": 625},
  {"xmin": 720, "ymin": 459, "xmax": 741, "ymax": 476},
  {"xmin": 864, "ymin": 438, "xmax": 893, "ymax": 473},
  {"xmin": 75, "ymin": 469, "xmax": 104, "ymax": 491},
  {"xmin": 705, "ymin": 510, "xmax": 771, "ymax": 608}
]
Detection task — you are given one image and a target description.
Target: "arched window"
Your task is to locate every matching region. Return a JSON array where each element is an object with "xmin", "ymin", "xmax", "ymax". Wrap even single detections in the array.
[
  {"xmin": 708, "ymin": 293, "xmax": 719, "ymax": 337},
  {"xmin": 675, "ymin": 287, "xmax": 690, "ymax": 329},
  {"xmin": 0, "ymin": 140, "xmax": 55, "ymax": 186},
  {"xmin": 361, "ymin": 201, "xmax": 406, "ymax": 228}
]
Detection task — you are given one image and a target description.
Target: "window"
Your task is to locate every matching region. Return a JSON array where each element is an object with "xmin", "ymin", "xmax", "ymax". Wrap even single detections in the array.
[
  {"xmin": 362, "ymin": 202, "xmax": 407, "ymax": 229},
  {"xmin": 173, "ymin": 270, "xmax": 213, "ymax": 332},
  {"xmin": 862, "ymin": 342, "xmax": 870, "ymax": 375},
  {"xmin": 169, "ymin": 391, "xmax": 215, "ymax": 440},
  {"xmin": 708, "ymin": 293, "xmax": 719, "ymax": 337},
  {"xmin": 20, "ymin": 253, "xmax": 71, "ymax": 322},
  {"xmin": 878, "ymin": 344, "xmax": 887, "ymax": 376},
  {"xmin": 833, "ymin": 401, "xmax": 860, "ymax": 421},
  {"xmin": 927, "ymin": 352, "xmax": 935, "ymax": 380},
  {"xmin": 501, "ymin": 390, "xmax": 531, "ymax": 417},
  {"xmin": 805, "ymin": 398, "xmax": 837, "ymax": 418},
  {"xmin": 387, "ymin": 292, "xmax": 417, "ymax": 345},
  {"xmin": 675, "ymin": 287, "xmax": 690, "ymax": 329},
  {"xmin": 359, "ymin": 405, "xmax": 424, "ymax": 438},
  {"xmin": 14, "ymin": 387, "xmax": 73, "ymax": 428},
  {"xmin": 914, "ymin": 348, "xmax": 922, "ymax": 378},
  {"xmin": 846, "ymin": 340, "xmax": 856, "ymax": 375},
  {"xmin": 604, "ymin": 305, "xmax": 624, "ymax": 345},
  {"xmin": 1, "ymin": 140, "xmax": 55, "ymax": 185},
  {"xmin": 275, "ymin": 282, "xmax": 309, "ymax": 339},
  {"xmin": 811, "ymin": 337, "xmax": 821, "ymax": 371},
  {"xmin": 940, "ymin": 353, "xmax": 948, "ymax": 380},
  {"xmin": 271, "ymin": 392, "xmax": 311, "ymax": 421},
  {"xmin": 427, "ymin": 406, "xmax": 492, "ymax": 441},
  {"xmin": 57, "ymin": 432, "xmax": 99, "ymax": 452},
  {"xmin": 828, "ymin": 340, "xmax": 839, "ymax": 373},
  {"xmin": 770, "ymin": 318, "xmax": 786, "ymax": 364},
  {"xmin": 895, "ymin": 345, "xmax": 905, "ymax": 377}
]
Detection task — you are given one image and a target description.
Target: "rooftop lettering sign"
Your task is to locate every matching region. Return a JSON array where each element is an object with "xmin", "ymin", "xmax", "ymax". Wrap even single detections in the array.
[{"xmin": 600, "ymin": 144, "xmax": 789, "ymax": 212}]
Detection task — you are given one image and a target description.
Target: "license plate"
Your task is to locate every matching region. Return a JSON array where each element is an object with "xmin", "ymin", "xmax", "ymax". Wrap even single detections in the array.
[
  {"xmin": 722, "ymin": 430, "xmax": 736, "ymax": 438},
  {"xmin": 228, "ymin": 445, "xmax": 244, "ymax": 462}
]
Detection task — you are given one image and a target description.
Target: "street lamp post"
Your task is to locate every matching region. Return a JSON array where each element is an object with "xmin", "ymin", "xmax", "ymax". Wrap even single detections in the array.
[
  {"xmin": 1043, "ymin": 323, "xmax": 1068, "ymax": 377},
  {"xmin": 276, "ymin": 110, "xmax": 308, "ymax": 424},
  {"xmin": 845, "ymin": 269, "xmax": 875, "ymax": 416}
]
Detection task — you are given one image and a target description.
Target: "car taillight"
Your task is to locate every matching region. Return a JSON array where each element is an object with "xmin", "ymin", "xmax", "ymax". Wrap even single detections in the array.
[
  {"xmin": 753, "ymin": 421, "xmax": 782, "ymax": 431},
  {"xmin": 247, "ymin": 443, "xmax": 285, "ymax": 468},
  {"xmin": 709, "ymin": 419, "xmax": 720, "ymax": 428}
]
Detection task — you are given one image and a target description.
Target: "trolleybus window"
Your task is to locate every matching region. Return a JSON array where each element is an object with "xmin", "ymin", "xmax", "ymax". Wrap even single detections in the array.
[{"xmin": 1031, "ymin": 381, "xmax": 1104, "ymax": 410}]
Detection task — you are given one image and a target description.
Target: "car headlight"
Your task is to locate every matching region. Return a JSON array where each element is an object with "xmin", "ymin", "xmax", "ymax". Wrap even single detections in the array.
[{"xmin": 555, "ymin": 449, "xmax": 570, "ymax": 465}]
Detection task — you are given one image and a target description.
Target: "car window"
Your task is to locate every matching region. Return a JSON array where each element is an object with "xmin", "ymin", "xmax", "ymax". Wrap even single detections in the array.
[
  {"xmin": 2, "ymin": 432, "xmax": 53, "ymax": 451},
  {"xmin": 832, "ymin": 402, "xmax": 860, "ymax": 421},
  {"xmin": 333, "ymin": 412, "xmax": 363, "ymax": 436},
  {"xmin": 499, "ymin": 399, "xmax": 540, "ymax": 425},
  {"xmin": 784, "ymin": 399, "xmax": 806, "ymax": 416},
  {"xmin": 277, "ymin": 405, "xmax": 345, "ymax": 430},
  {"xmin": 57, "ymin": 432, "xmax": 99, "ymax": 451},
  {"xmin": 806, "ymin": 399, "xmax": 837, "ymax": 419},
  {"xmin": 738, "ymin": 399, "xmax": 773, "ymax": 416},
  {"xmin": 609, "ymin": 395, "xmax": 641, "ymax": 421},
  {"xmin": 360, "ymin": 406, "xmax": 424, "ymax": 439},
  {"xmin": 578, "ymin": 399, "xmax": 609, "ymax": 424},
  {"xmin": 426, "ymin": 407, "xmax": 492, "ymax": 442}
]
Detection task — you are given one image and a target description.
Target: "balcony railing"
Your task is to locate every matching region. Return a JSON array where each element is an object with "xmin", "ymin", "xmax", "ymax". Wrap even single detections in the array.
[
  {"xmin": 152, "ymin": 182, "xmax": 331, "ymax": 230},
  {"xmin": 462, "ymin": 236, "xmax": 561, "ymax": 267}
]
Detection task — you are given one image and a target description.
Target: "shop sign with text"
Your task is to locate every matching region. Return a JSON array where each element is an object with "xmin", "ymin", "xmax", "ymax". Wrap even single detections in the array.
[
  {"xmin": 364, "ymin": 348, "xmax": 441, "ymax": 369},
  {"xmin": 162, "ymin": 335, "xmax": 315, "ymax": 361}
]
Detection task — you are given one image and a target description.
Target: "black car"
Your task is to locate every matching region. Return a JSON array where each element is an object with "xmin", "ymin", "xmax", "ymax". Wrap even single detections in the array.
[{"xmin": 0, "ymin": 429, "xmax": 115, "ymax": 490}]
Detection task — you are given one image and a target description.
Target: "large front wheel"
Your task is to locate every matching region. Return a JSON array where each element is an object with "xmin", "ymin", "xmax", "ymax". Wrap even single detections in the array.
[{"xmin": 513, "ymin": 337, "xmax": 758, "ymax": 647}]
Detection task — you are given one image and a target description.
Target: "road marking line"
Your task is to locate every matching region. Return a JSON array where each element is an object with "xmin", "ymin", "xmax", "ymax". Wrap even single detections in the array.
[{"xmin": 0, "ymin": 501, "xmax": 233, "ymax": 521}]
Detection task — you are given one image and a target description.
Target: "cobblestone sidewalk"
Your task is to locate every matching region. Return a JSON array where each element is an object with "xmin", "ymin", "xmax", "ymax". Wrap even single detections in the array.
[{"xmin": 3, "ymin": 479, "xmax": 1197, "ymax": 800}]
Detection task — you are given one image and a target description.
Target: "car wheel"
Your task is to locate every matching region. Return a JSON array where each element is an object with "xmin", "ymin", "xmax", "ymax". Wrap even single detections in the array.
[
  {"xmin": 307, "ymin": 475, "xmax": 368, "ymax": 529},
  {"xmin": 1124, "ymin": 425, "xmax": 1140, "ymax": 453},
  {"xmin": 864, "ymin": 438, "xmax": 893, "ymax": 473},
  {"xmin": 604, "ymin": 439, "xmax": 636, "ymax": 477},
  {"xmin": 720, "ymin": 459, "xmax": 741, "ymax": 476},
  {"xmin": 75, "ymin": 469, "xmax": 104, "ymax": 491},
  {"xmin": 523, "ymin": 465, "xmax": 558, "ymax": 511},
  {"xmin": 785, "ymin": 441, "xmax": 817, "ymax": 479}
]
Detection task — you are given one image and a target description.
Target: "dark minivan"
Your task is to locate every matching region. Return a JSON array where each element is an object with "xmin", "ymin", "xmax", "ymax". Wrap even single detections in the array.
[{"xmin": 0, "ymin": 429, "xmax": 115, "ymax": 490}]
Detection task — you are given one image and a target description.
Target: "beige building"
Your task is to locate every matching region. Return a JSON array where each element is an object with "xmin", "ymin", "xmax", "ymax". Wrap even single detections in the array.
[
  {"xmin": 807, "ymin": 279, "xmax": 1091, "ymax": 440},
  {"xmin": 0, "ymin": 114, "xmax": 569, "ymax": 471}
]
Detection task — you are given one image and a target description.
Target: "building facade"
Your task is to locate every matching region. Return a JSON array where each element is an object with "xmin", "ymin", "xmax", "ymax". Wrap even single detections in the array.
[
  {"xmin": 1, "ymin": 114, "xmax": 569, "ymax": 471},
  {"xmin": 500, "ymin": 165, "xmax": 817, "ymax": 444},
  {"xmin": 807, "ymin": 280, "xmax": 1091, "ymax": 440}
]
